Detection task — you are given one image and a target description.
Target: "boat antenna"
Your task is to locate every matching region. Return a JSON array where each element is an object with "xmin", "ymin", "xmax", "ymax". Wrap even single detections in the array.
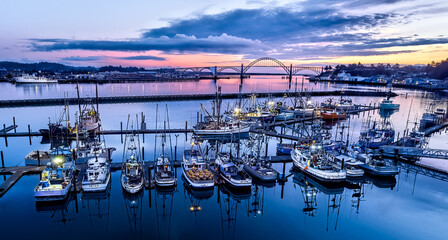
[
  {"xmin": 76, "ymin": 79, "xmax": 82, "ymax": 119},
  {"xmin": 405, "ymin": 98, "xmax": 413, "ymax": 135},
  {"xmin": 154, "ymin": 104, "xmax": 158, "ymax": 160},
  {"xmin": 122, "ymin": 114, "xmax": 130, "ymax": 162},
  {"xmin": 136, "ymin": 114, "xmax": 141, "ymax": 162},
  {"xmin": 95, "ymin": 83, "xmax": 99, "ymax": 114},
  {"xmin": 166, "ymin": 104, "xmax": 173, "ymax": 160}
]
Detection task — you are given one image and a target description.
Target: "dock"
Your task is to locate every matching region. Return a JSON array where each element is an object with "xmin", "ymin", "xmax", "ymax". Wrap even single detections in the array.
[
  {"xmin": 0, "ymin": 166, "xmax": 45, "ymax": 197},
  {"xmin": 423, "ymin": 121, "xmax": 448, "ymax": 136},
  {"xmin": 380, "ymin": 146, "xmax": 448, "ymax": 160},
  {"xmin": 0, "ymin": 90, "xmax": 395, "ymax": 108}
]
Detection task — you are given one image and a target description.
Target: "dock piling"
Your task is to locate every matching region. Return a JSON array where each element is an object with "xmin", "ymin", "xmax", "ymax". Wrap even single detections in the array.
[
  {"xmin": 185, "ymin": 121, "xmax": 188, "ymax": 142},
  {"xmin": 28, "ymin": 124, "xmax": 31, "ymax": 145},
  {"xmin": 142, "ymin": 147, "xmax": 145, "ymax": 161},
  {"xmin": 3, "ymin": 124, "xmax": 7, "ymax": 147},
  {"xmin": 120, "ymin": 121, "xmax": 123, "ymax": 143},
  {"xmin": 1, "ymin": 151, "xmax": 4, "ymax": 168},
  {"xmin": 37, "ymin": 150, "xmax": 40, "ymax": 166},
  {"xmin": 12, "ymin": 117, "xmax": 16, "ymax": 133}
]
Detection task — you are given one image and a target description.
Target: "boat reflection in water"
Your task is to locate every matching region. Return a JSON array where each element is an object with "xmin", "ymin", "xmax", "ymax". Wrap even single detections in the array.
[
  {"xmin": 291, "ymin": 168, "xmax": 345, "ymax": 231},
  {"xmin": 81, "ymin": 184, "xmax": 111, "ymax": 233},
  {"xmin": 122, "ymin": 190, "xmax": 144, "ymax": 238},
  {"xmin": 218, "ymin": 185, "xmax": 251, "ymax": 240},
  {"xmin": 365, "ymin": 175, "xmax": 397, "ymax": 189},
  {"xmin": 155, "ymin": 187, "xmax": 175, "ymax": 240},
  {"xmin": 35, "ymin": 192, "xmax": 77, "ymax": 225},
  {"xmin": 183, "ymin": 182, "xmax": 214, "ymax": 223}
]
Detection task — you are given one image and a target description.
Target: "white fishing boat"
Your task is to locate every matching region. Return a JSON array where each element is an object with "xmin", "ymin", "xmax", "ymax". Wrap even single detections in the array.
[
  {"xmin": 379, "ymin": 99, "xmax": 400, "ymax": 110},
  {"xmin": 182, "ymin": 145, "xmax": 214, "ymax": 189},
  {"xmin": 25, "ymin": 150, "xmax": 52, "ymax": 166},
  {"xmin": 291, "ymin": 144, "xmax": 346, "ymax": 182},
  {"xmin": 82, "ymin": 157, "xmax": 111, "ymax": 192},
  {"xmin": 121, "ymin": 130, "xmax": 144, "ymax": 194},
  {"xmin": 34, "ymin": 154, "xmax": 75, "ymax": 202},
  {"xmin": 333, "ymin": 154, "xmax": 364, "ymax": 178},
  {"xmin": 347, "ymin": 145, "xmax": 399, "ymax": 177},
  {"xmin": 153, "ymin": 105, "xmax": 177, "ymax": 188},
  {"xmin": 216, "ymin": 154, "xmax": 252, "ymax": 189},
  {"xmin": 154, "ymin": 154, "xmax": 176, "ymax": 187},
  {"xmin": 75, "ymin": 140, "xmax": 115, "ymax": 163},
  {"xmin": 79, "ymin": 102, "xmax": 101, "ymax": 133},
  {"xmin": 193, "ymin": 120, "xmax": 251, "ymax": 136},
  {"xmin": 14, "ymin": 74, "xmax": 57, "ymax": 84}
]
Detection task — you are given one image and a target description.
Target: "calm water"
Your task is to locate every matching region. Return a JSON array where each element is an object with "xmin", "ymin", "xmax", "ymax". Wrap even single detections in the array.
[{"xmin": 0, "ymin": 76, "xmax": 447, "ymax": 240}]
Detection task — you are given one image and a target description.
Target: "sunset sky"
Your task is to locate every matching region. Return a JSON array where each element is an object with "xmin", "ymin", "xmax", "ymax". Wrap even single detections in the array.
[{"xmin": 1, "ymin": 0, "xmax": 448, "ymax": 68}]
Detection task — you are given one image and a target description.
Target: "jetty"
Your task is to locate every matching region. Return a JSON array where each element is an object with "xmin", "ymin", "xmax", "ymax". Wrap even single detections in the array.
[
  {"xmin": 0, "ymin": 90, "xmax": 396, "ymax": 108},
  {"xmin": 0, "ymin": 166, "xmax": 45, "ymax": 197}
]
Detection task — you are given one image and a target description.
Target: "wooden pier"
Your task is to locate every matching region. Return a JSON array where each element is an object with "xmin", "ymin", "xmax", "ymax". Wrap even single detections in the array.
[
  {"xmin": 0, "ymin": 166, "xmax": 45, "ymax": 197},
  {"xmin": 0, "ymin": 90, "xmax": 395, "ymax": 108}
]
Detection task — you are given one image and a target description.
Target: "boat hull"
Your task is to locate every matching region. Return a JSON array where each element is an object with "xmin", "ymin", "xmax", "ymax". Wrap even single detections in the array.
[
  {"xmin": 221, "ymin": 174, "xmax": 252, "ymax": 188},
  {"xmin": 193, "ymin": 126, "xmax": 251, "ymax": 136},
  {"xmin": 155, "ymin": 177, "xmax": 177, "ymax": 187},
  {"xmin": 34, "ymin": 183, "xmax": 71, "ymax": 202},
  {"xmin": 359, "ymin": 164, "xmax": 399, "ymax": 177},
  {"xmin": 243, "ymin": 164, "xmax": 278, "ymax": 182},
  {"xmin": 121, "ymin": 174, "xmax": 144, "ymax": 194},
  {"xmin": 82, "ymin": 174, "xmax": 111, "ymax": 192},
  {"xmin": 291, "ymin": 151, "xmax": 346, "ymax": 182}
]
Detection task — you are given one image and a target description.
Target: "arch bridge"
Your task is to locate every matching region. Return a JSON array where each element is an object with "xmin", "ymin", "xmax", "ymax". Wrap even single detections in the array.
[{"xmin": 175, "ymin": 57, "xmax": 323, "ymax": 76}]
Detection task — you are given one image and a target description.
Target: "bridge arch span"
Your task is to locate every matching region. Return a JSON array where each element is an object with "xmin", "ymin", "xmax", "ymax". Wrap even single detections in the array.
[{"xmin": 244, "ymin": 57, "xmax": 290, "ymax": 74}]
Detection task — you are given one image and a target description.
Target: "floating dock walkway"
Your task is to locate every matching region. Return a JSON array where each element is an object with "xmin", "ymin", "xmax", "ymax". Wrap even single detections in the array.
[
  {"xmin": 0, "ymin": 166, "xmax": 45, "ymax": 197},
  {"xmin": 0, "ymin": 90, "xmax": 395, "ymax": 108}
]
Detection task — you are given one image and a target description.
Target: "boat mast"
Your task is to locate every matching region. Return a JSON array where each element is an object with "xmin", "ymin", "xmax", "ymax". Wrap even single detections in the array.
[
  {"xmin": 95, "ymin": 83, "xmax": 99, "ymax": 114},
  {"xmin": 76, "ymin": 80, "xmax": 82, "ymax": 120}
]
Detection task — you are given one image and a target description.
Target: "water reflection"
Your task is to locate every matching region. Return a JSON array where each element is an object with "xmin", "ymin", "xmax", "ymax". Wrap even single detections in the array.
[
  {"xmin": 81, "ymin": 184, "xmax": 111, "ymax": 232},
  {"xmin": 123, "ymin": 190, "xmax": 144, "ymax": 237}
]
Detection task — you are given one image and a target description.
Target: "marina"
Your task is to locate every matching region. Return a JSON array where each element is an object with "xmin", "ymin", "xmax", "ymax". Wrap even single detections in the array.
[
  {"xmin": 2, "ymin": 0, "xmax": 448, "ymax": 238},
  {"xmin": 0, "ymin": 75, "xmax": 447, "ymax": 240}
]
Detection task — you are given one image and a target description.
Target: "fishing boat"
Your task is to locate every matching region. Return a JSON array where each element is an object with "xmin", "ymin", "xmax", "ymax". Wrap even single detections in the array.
[
  {"xmin": 379, "ymin": 99, "xmax": 399, "ymax": 110},
  {"xmin": 194, "ymin": 86, "xmax": 252, "ymax": 137},
  {"xmin": 153, "ymin": 107, "xmax": 177, "ymax": 188},
  {"xmin": 419, "ymin": 108, "xmax": 446, "ymax": 132},
  {"xmin": 215, "ymin": 153, "xmax": 252, "ymax": 188},
  {"xmin": 182, "ymin": 144, "xmax": 214, "ymax": 189},
  {"xmin": 333, "ymin": 154, "xmax": 364, "ymax": 178},
  {"xmin": 193, "ymin": 119, "xmax": 251, "ymax": 136},
  {"xmin": 395, "ymin": 131, "xmax": 426, "ymax": 148},
  {"xmin": 75, "ymin": 140, "xmax": 115, "ymax": 163},
  {"xmin": 25, "ymin": 150, "xmax": 51, "ymax": 166},
  {"xmin": 358, "ymin": 120, "xmax": 395, "ymax": 149},
  {"xmin": 321, "ymin": 97, "xmax": 354, "ymax": 110},
  {"xmin": 274, "ymin": 111, "xmax": 294, "ymax": 121},
  {"xmin": 14, "ymin": 74, "xmax": 57, "ymax": 84},
  {"xmin": 359, "ymin": 159, "xmax": 399, "ymax": 177},
  {"xmin": 276, "ymin": 143, "xmax": 295, "ymax": 155},
  {"xmin": 242, "ymin": 154, "xmax": 278, "ymax": 182},
  {"xmin": 34, "ymin": 154, "xmax": 75, "ymax": 202},
  {"xmin": 154, "ymin": 154, "xmax": 176, "ymax": 187},
  {"xmin": 79, "ymin": 101, "xmax": 101, "ymax": 133},
  {"xmin": 39, "ymin": 104, "xmax": 74, "ymax": 138},
  {"xmin": 121, "ymin": 129, "xmax": 144, "ymax": 194},
  {"xmin": 82, "ymin": 157, "xmax": 111, "ymax": 192},
  {"xmin": 291, "ymin": 143, "xmax": 346, "ymax": 182},
  {"xmin": 320, "ymin": 109, "xmax": 347, "ymax": 120},
  {"xmin": 284, "ymin": 97, "xmax": 318, "ymax": 117},
  {"xmin": 347, "ymin": 145, "xmax": 399, "ymax": 177}
]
